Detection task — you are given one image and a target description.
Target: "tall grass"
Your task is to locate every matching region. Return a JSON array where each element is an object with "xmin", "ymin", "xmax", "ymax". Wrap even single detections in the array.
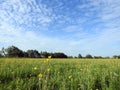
[{"xmin": 0, "ymin": 58, "xmax": 120, "ymax": 90}]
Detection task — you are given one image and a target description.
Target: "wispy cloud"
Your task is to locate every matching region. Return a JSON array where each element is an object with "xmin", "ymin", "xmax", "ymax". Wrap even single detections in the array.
[{"xmin": 0, "ymin": 0, "xmax": 53, "ymax": 29}]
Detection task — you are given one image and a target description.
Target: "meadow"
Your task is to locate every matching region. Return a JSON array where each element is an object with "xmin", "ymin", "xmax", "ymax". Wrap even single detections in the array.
[{"xmin": 0, "ymin": 58, "xmax": 120, "ymax": 90}]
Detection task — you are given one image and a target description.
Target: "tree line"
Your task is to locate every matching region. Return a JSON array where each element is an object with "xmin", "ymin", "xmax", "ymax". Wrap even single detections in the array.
[
  {"xmin": 0, "ymin": 46, "xmax": 120, "ymax": 59},
  {"xmin": 0, "ymin": 46, "xmax": 67, "ymax": 58}
]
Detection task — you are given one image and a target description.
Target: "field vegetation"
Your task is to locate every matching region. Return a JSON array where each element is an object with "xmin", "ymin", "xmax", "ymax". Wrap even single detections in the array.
[{"xmin": 0, "ymin": 58, "xmax": 120, "ymax": 90}]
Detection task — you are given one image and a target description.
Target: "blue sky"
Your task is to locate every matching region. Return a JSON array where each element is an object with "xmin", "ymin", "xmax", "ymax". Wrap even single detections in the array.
[{"xmin": 0, "ymin": 0, "xmax": 120, "ymax": 56}]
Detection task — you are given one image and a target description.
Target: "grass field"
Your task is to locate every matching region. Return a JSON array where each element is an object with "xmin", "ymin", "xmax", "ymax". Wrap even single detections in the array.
[{"xmin": 0, "ymin": 58, "xmax": 120, "ymax": 90}]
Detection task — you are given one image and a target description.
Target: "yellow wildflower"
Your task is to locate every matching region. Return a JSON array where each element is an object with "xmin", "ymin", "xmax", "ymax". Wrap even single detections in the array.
[
  {"xmin": 47, "ymin": 68, "xmax": 50, "ymax": 72},
  {"xmin": 48, "ymin": 56, "xmax": 52, "ymax": 59},
  {"xmin": 46, "ymin": 59, "xmax": 49, "ymax": 62},
  {"xmin": 34, "ymin": 67, "xmax": 37, "ymax": 70},
  {"xmin": 44, "ymin": 59, "xmax": 49, "ymax": 63},
  {"xmin": 38, "ymin": 73, "xmax": 43, "ymax": 78},
  {"xmin": 68, "ymin": 75, "xmax": 72, "ymax": 79}
]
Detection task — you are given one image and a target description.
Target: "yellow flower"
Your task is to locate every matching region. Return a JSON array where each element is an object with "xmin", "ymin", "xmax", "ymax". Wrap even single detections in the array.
[
  {"xmin": 38, "ymin": 73, "xmax": 43, "ymax": 78},
  {"xmin": 34, "ymin": 67, "xmax": 37, "ymax": 70},
  {"xmin": 68, "ymin": 75, "xmax": 72, "ymax": 79},
  {"xmin": 44, "ymin": 59, "xmax": 49, "ymax": 63},
  {"xmin": 47, "ymin": 68, "xmax": 50, "ymax": 72},
  {"xmin": 48, "ymin": 56, "xmax": 52, "ymax": 59},
  {"xmin": 46, "ymin": 59, "xmax": 49, "ymax": 62}
]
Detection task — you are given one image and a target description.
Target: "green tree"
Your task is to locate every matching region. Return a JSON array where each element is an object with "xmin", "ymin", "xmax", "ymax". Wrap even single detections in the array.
[
  {"xmin": 0, "ymin": 53, "xmax": 3, "ymax": 58},
  {"xmin": 85, "ymin": 54, "xmax": 93, "ymax": 58},
  {"xmin": 6, "ymin": 46, "xmax": 24, "ymax": 57},
  {"xmin": 78, "ymin": 54, "xmax": 82, "ymax": 58},
  {"xmin": 53, "ymin": 52, "xmax": 67, "ymax": 58},
  {"xmin": 68, "ymin": 56, "xmax": 73, "ymax": 58},
  {"xmin": 23, "ymin": 52, "xmax": 28, "ymax": 57},
  {"xmin": 118, "ymin": 55, "xmax": 120, "ymax": 59},
  {"xmin": 26, "ymin": 50, "xmax": 41, "ymax": 58},
  {"xmin": 94, "ymin": 56, "xmax": 103, "ymax": 59},
  {"xmin": 0, "ymin": 47, "xmax": 7, "ymax": 57},
  {"xmin": 113, "ymin": 55, "xmax": 118, "ymax": 59},
  {"xmin": 40, "ymin": 51, "xmax": 50, "ymax": 58}
]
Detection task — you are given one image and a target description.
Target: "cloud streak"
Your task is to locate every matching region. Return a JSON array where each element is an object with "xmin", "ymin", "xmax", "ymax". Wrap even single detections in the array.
[{"xmin": 0, "ymin": 0, "xmax": 53, "ymax": 29}]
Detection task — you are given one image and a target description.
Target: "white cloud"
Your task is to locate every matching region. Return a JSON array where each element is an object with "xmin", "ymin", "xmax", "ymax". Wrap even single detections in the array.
[
  {"xmin": 63, "ymin": 25, "xmax": 83, "ymax": 33},
  {"xmin": 0, "ymin": 22, "xmax": 73, "ymax": 54},
  {"xmin": 0, "ymin": 0, "xmax": 53, "ymax": 28},
  {"xmin": 0, "ymin": 22, "xmax": 120, "ymax": 56},
  {"xmin": 99, "ymin": 1, "xmax": 120, "ymax": 20}
]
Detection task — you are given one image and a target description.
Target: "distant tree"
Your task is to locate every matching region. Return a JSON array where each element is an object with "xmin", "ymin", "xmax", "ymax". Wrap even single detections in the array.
[
  {"xmin": 85, "ymin": 54, "xmax": 93, "ymax": 58},
  {"xmin": 74, "ymin": 56, "xmax": 77, "ymax": 58},
  {"xmin": 0, "ymin": 53, "xmax": 3, "ymax": 58},
  {"xmin": 0, "ymin": 47, "xmax": 7, "ymax": 57},
  {"xmin": 94, "ymin": 56, "xmax": 103, "ymax": 59},
  {"xmin": 104, "ymin": 56, "xmax": 110, "ymax": 59},
  {"xmin": 27, "ymin": 50, "xmax": 41, "ymax": 58},
  {"xmin": 113, "ymin": 55, "xmax": 118, "ymax": 59},
  {"xmin": 0, "ymin": 50, "xmax": 2, "ymax": 57},
  {"xmin": 6, "ymin": 46, "xmax": 24, "ymax": 57},
  {"xmin": 68, "ymin": 56, "xmax": 73, "ymax": 58},
  {"xmin": 33, "ymin": 50, "xmax": 41, "ymax": 58},
  {"xmin": 78, "ymin": 54, "xmax": 82, "ymax": 58},
  {"xmin": 53, "ymin": 52, "xmax": 67, "ymax": 58},
  {"xmin": 23, "ymin": 52, "xmax": 28, "ymax": 57},
  {"xmin": 49, "ymin": 52, "xmax": 55, "ymax": 58},
  {"xmin": 40, "ymin": 51, "xmax": 50, "ymax": 58},
  {"xmin": 118, "ymin": 55, "xmax": 120, "ymax": 59}
]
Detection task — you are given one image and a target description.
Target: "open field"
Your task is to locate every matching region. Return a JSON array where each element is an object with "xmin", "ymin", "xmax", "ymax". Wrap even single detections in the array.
[{"xmin": 0, "ymin": 58, "xmax": 120, "ymax": 90}]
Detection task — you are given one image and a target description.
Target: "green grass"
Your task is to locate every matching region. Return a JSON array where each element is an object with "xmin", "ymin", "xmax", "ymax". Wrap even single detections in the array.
[{"xmin": 0, "ymin": 58, "xmax": 120, "ymax": 90}]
